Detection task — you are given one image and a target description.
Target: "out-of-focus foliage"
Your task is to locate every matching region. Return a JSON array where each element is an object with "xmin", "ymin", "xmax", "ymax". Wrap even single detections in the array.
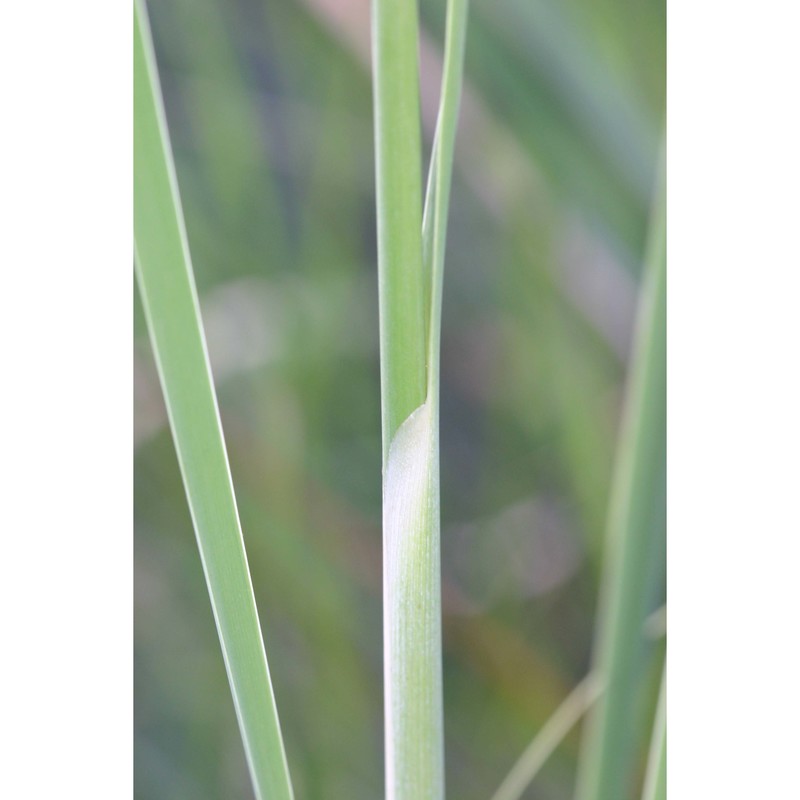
[{"xmin": 134, "ymin": 0, "xmax": 665, "ymax": 798}]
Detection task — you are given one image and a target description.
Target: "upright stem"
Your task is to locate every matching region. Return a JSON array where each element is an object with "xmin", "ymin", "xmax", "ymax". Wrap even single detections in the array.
[
  {"xmin": 374, "ymin": 1, "xmax": 468, "ymax": 798},
  {"xmin": 372, "ymin": 2, "xmax": 433, "ymax": 797}
]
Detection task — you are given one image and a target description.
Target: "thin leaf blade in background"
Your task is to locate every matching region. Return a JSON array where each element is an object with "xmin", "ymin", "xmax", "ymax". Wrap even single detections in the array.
[
  {"xmin": 490, "ymin": 674, "xmax": 601, "ymax": 800},
  {"xmin": 133, "ymin": 3, "xmax": 293, "ymax": 798}
]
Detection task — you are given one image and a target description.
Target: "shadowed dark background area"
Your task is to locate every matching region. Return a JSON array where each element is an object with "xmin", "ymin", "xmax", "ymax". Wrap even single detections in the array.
[{"xmin": 134, "ymin": 0, "xmax": 665, "ymax": 797}]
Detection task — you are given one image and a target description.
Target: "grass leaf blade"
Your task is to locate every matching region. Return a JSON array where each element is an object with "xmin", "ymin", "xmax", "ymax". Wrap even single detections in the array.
[
  {"xmin": 423, "ymin": 0, "xmax": 469, "ymax": 409},
  {"xmin": 133, "ymin": 3, "xmax": 293, "ymax": 798},
  {"xmin": 575, "ymin": 166, "xmax": 666, "ymax": 800}
]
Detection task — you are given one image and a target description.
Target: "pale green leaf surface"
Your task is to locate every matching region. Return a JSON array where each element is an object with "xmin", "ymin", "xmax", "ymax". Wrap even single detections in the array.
[
  {"xmin": 134, "ymin": 3, "xmax": 293, "ymax": 798},
  {"xmin": 383, "ymin": 400, "xmax": 443, "ymax": 800}
]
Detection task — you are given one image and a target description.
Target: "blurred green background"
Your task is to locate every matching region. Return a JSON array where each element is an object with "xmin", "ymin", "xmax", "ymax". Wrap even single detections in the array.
[{"xmin": 134, "ymin": 0, "xmax": 665, "ymax": 797}]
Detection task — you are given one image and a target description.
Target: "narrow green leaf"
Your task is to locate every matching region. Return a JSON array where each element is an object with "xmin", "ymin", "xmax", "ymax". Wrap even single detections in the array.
[
  {"xmin": 641, "ymin": 666, "xmax": 666, "ymax": 800},
  {"xmin": 372, "ymin": 0, "xmax": 427, "ymax": 457},
  {"xmin": 490, "ymin": 674, "xmax": 602, "ymax": 800},
  {"xmin": 423, "ymin": 0, "xmax": 469, "ymax": 410},
  {"xmin": 133, "ymin": 3, "xmax": 293, "ymax": 799},
  {"xmin": 575, "ymin": 166, "xmax": 666, "ymax": 800}
]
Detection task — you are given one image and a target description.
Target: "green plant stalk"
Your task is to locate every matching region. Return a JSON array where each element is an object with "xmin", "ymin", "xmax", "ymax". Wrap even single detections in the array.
[
  {"xmin": 378, "ymin": 1, "xmax": 468, "ymax": 798},
  {"xmin": 372, "ymin": 0, "xmax": 427, "ymax": 457},
  {"xmin": 575, "ymin": 175, "xmax": 666, "ymax": 800},
  {"xmin": 641, "ymin": 664, "xmax": 666, "ymax": 800},
  {"xmin": 133, "ymin": 3, "xmax": 293, "ymax": 799}
]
